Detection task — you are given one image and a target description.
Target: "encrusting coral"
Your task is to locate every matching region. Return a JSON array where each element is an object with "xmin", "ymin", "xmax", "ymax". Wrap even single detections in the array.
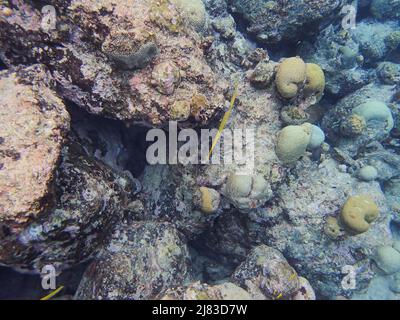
[
  {"xmin": 102, "ymin": 29, "xmax": 158, "ymax": 70},
  {"xmin": 340, "ymin": 114, "xmax": 367, "ymax": 137}
]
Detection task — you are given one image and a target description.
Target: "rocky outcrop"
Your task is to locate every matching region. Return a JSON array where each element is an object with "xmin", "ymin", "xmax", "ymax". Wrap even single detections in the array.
[
  {"xmin": 75, "ymin": 222, "xmax": 189, "ymax": 300},
  {"xmin": 0, "ymin": 65, "xmax": 136, "ymax": 272},
  {"xmin": 0, "ymin": 0, "xmax": 227, "ymax": 126}
]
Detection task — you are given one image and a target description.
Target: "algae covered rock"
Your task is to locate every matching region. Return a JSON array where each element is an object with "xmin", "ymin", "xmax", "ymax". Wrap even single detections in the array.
[
  {"xmin": 0, "ymin": 0, "xmax": 227, "ymax": 126},
  {"xmin": 231, "ymin": 245, "xmax": 301, "ymax": 299},
  {"xmin": 162, "ymin": 281, "xmax": 253, "ymax": 300},
  {"xmin": 229, "ymin": 0, "xmax": 344, "ymax": 44},
  {"xmin": 371, "ymin": 0, "xmax": 400, "ymax": 20},
  {"xmin": 0, "ymin": 65, "xmax": 70, "ymax": 232},
  {"xmin": 251, "ymin": 159, "xmax": 392, "ymax": 298},
  {"xmin": 75, "ymin": 222, "xmax": 189, "ymax": 300},
  {"xmin": 0, "ymin": 65, "xmax": 136, "ymax": 272}
]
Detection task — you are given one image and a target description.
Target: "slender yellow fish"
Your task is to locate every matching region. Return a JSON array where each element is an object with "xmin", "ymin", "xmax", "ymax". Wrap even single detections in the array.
[
  {"xmin": 40, "ymin": 286, "xmax": 64, "ymax": 300},
  {"xmin": 208, "ymin": 82, "xmax": 239, "ymax": 160}
]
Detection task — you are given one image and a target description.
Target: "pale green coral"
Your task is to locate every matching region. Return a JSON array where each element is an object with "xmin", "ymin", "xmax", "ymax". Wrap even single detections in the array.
[
  {"xmin": 276, "ymin": 123, "xmax": 324, "ymax": 164},
  {"xmin": 353, "ymin": 100, "xmax": 394, "ymax": 133}
]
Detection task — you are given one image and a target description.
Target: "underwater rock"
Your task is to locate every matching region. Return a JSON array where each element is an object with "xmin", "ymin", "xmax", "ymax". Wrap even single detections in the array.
[
  {"xmin": 322, "ymin": 84, "xmax": 395, "ymax": 156},
  {"xmin": 356, "ymin": 143, "xmax": 400, "ymax": 183},
  {"xmin": 249, "ymin": 59, "xmax": 277, "ymax": 88},
  {"xmin": 370, "ymin": 0, "xmax": 400, "ymax": 21},
  {"xmin": 263, "ymin": 159, "xmax": 392, "ymax": 298},
  {"xmin": 231, "ymin": 245, "xmax": 301, "ymax": 300},
  {"xmin": 301, "ymin": 20, "xmax": 400, "ymax": 97},
  {"xmin": 138, "ymin": 165, "xmax": 224, "ymax": 240},
  {"xmin": 212, "ymin": 15, "xmax": 236, "ymax": 39},
  {"xmin": 162, "ymin": 281, "xmax": 253, "ymax": 300},
  {"xmin": 75, "ymin": 222, "xmax": 189, "ymax": 300},
  {"xmin": 0, "ymin": 65, "xmax": 135, "ymax": 272},
  {"xmin": 229, "ymin": 0, "xmax": 344, "ymax": 44},
  {"xmin": 0, "ymin": 65, "xmax": 70, "ymax": 232},
  {"xmin": 376, "ymin": 62, "xmax": 400, "ymax": 85},
  {"xmin": 292, "ymin": 277, "xmax": 317, "ymax": 300},
  {"xmin": 0, "ymin": 0, "xmax": 227, "ymax": 126}
]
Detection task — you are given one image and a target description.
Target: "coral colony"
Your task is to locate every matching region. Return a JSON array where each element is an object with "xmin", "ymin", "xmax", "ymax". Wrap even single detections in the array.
[{"xmin": 0, "ymin": 0, "xmax": 400, "ymax": 301}]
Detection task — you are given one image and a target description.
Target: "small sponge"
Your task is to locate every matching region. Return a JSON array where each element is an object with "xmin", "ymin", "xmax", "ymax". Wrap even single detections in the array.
[
  {"xmin": 275, "ymin": 57, "xmax": 306, "ymax": 99},
  {"xmin": 340, "ymin": 195, "xmax": 379, "ymax": 234}
]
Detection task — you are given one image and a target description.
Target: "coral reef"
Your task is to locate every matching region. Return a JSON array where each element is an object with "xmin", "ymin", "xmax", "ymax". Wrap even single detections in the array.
[{"xmin": 0, "ymin": 0, "xmax": 399, "ymax": 301}]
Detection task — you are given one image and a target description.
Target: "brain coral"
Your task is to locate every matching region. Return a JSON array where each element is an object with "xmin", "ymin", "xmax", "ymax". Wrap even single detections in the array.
[
  {"xmin": 340, "ymin": 195, "xmax": 380, "ymax": 235},
  {"xmin": 275, "ymin": 57, "xmax": 306, "ymax": 99},
  {"xmin": 304, "ymin": 63, "xmax": 325, "ymax": 99}
]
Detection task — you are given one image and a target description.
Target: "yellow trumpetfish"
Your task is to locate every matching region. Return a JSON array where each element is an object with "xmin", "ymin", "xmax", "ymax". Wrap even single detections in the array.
[
  {"xmin": 40, "ymin": 286, "xmax": 64, "ymax": 300},
  {"xmin": 208, "ymin": 82, "xmax": 239, "ymax": 160}
]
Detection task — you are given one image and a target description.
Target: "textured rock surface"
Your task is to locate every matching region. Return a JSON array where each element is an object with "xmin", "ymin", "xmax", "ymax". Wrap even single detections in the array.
[
  {"xmin": 0, "ymin": 65, "xmax": 70, "ymax": 232},
  {"xmin": 231, "ymin": 245, "xmax": 301, "ymax": 299},
  {"xmin": 162, "ymin": 281, "xmax": 253, "ymax": 300},
  {"xmin": 75, "ymin": 222, "xmax": 189, "ymax": 300},
  {"xmin": 0, "ymin": 0, "xmax": 227, "ymax": 126},
  {"xmin": 0, "ymin": 65, "xmax": 135, "ymax": 272},
  {"xmin": 229, "ymin": 0, "xmax": 344, "ymax": 44}
]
